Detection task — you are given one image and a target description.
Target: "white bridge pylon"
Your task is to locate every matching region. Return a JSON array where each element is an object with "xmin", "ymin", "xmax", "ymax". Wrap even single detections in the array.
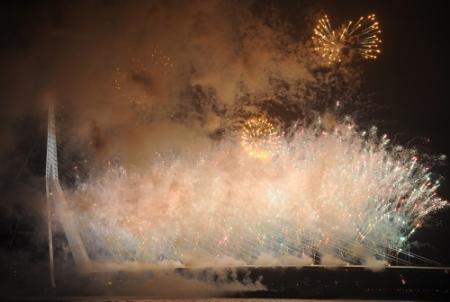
[{"xmin": 46, "ymin": 102, "xmax": 91, "ymax": 285}]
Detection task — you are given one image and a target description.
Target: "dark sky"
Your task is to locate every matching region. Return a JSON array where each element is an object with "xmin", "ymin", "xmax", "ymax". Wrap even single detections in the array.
[
  {"xmin": 0, "ymin": 0, "xmax": 449, "ymax": 276},
  {"xmin": 292, "ymin": 2, "xmax": 450, "ymax": 261},
  {"xmin": 319, "ymin": 1, "xmax": 450, "ymax": 261},
  {"xmin": 2, "ymin": 1, "xmax": 449, "ymax": 153}
]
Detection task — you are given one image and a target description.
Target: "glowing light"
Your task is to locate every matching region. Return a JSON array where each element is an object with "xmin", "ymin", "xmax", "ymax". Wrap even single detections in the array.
[
  {"xmin": 240, "ymin": 116, "xmax": 281, "ymax": 160},
  {"xmin": 70, "ymin": 122, "xmax": 447, "ymax": 266},
  {"xmin": 312, "ymin": 14, "xmax": 382, "ymax": 64}
]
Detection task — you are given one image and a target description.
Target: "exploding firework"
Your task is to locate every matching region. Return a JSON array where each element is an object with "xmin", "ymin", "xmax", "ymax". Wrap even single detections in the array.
[
  {"xmin": 70, "ymin": 122, "xmax": 446, "ymax": 267},
  {"xmin": 313, "ymin": 14, "xmax": 382, "ymax": 64},
  {"xmin": 240, "ymin": 116, "xmax": 282, "ymax": 160},
  {"xmin": 46, "ymin": 7, "xmax": 444, "ymax": 271}
]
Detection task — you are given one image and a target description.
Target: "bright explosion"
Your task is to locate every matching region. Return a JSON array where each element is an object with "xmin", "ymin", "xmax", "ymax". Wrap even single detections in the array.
[
  {"xmin": 44, "ymin": 8, "xmax": 447, "ymax": 271},
  {"xmin": 70, "ymin": 122, "xmax": 446, "ymax": 268}
]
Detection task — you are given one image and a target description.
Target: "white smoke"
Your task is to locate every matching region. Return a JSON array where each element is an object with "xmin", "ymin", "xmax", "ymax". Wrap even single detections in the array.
[{"xmin": 68, "ymin": 122, "xmax": 446, "ymax": 267}]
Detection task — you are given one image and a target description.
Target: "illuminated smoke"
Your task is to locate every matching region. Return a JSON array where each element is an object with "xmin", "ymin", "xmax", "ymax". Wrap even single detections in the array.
[
  {"xmin": 24, "ymin": 2, "xmax": 442, "ymax": 269},
  {"xmin": 69, "ymin": 122, "xmax": 446, "ymax": 267},
  {"xmin": 113, "ymin": 48, "xmax": 175, "ymax": 115}
]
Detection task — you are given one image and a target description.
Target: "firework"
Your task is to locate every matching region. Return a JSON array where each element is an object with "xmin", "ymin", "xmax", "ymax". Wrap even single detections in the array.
[
  {"xmin": 240, "ymin": 116, "xmax": 282, "ymax": 160},
  {"xmin": 313, "ymin": 14, "xmax": 382, "ymax": 64},
  {"xmin": 69, "ymin": 122, "xmax": 446, "ymax": 267}
]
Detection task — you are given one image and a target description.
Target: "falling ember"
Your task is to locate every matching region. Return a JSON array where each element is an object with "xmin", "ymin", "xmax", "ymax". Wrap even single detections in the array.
[
  {"xmin": 34, "ymin": 3, "xmax": 445, "ymax": 273},
  {"xmin": 312, "ymin": 14, "xmax": 382, "ymax": 64},
  {"xmin": 113, "ymin": 48, "xmax": 174, "ymax": 109},
  {"xmin": 240, "ymin": 116, "xmax": 281, "ymax": 160}
]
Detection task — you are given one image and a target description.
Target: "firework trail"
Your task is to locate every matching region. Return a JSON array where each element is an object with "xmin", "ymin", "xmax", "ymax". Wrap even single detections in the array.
[
  {"xmin": 46, "ymin": 6, "xmax": 444, "ymax": 270},
  {"xmin": 69, "ymin": 122, "xmax": 446, "ymax": 268},
  {"xmin": 313, "ymin": 14, "xmax": 382, "ymax": 64}
]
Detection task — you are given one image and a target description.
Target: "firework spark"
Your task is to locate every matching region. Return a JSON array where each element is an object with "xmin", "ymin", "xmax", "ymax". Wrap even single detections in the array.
[
  {"xmin": 113, "ymin": 48, "xmax": 174, "ymax": 110},
  {"xmin": 70, "ymin": 122, "xmax": 446, "ymax": 267},
  {"xmin": 240, "ymin": 116, "xmax": 281, "ymax": 160},
  {"xmin": 313, "ymin": 14, "xmax": 382, "ymax": 64}
]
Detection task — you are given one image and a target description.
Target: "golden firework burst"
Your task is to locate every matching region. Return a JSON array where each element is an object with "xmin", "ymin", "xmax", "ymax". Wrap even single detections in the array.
[
  {"xmin": 312, "ymin": 14, "xmax": 382, "ymax": 64},
  {"xmin": 240, "ymin": 116, "xmax": 281, "ymax": 160}
]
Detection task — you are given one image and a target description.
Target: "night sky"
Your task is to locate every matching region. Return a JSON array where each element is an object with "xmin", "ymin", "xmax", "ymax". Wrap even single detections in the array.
[{"xmin": 0, "ymin": 0, "xmax": 449, "ymax": 295}]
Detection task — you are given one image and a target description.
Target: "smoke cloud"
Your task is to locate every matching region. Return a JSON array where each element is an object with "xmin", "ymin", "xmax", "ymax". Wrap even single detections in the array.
[
  {"xmin": 1, "ymin": 0, "xmax": 356, "ymax": 169},
  {"xmin": 0, "ymin": 0, "xmax": 447, "ymax": 296}
]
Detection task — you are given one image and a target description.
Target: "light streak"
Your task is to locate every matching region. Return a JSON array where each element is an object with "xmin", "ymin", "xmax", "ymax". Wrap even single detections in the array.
[
  {"xmin": 240, "ymin": 116, "xmax": 281, "ymax": 160},
  {"xmin": 312, "ymin": 14, "xmax": 382, "ymax": 64},
  {"xmin": 70, "ymin": 122, "xmax": 447, "ymax": 267}
]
